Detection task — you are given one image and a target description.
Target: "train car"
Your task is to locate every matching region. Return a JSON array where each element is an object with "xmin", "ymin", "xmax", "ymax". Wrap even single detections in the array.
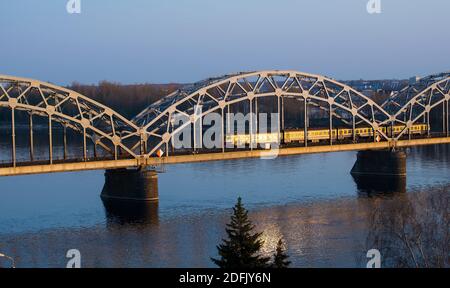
[
  {"xmin": 283, "ymin": 130, "xmax": 304, "ymax": 143},
  {"xmin": 225, "ymin": 124, "xmax": 428, "ymax": 146},
  {"xmin": 284, "ymin": 124, "xmax": 427, "ymax": 143},
  {"xmin": 283, "ymin": 127, "xmax": 370, "ymax": 143},
  {"xmin": 225, "ymin": 132, "xmax": 279, "ymax": 147}
]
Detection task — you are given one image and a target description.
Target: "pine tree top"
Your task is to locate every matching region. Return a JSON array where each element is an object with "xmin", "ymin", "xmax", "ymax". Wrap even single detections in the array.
[
  {"xmin": 211, "ymin": 197, "xmax": 270, "ymax": 268},
  {"xmin": 272, "ymin": 239, "xmax": 291, "ymax": 268}
]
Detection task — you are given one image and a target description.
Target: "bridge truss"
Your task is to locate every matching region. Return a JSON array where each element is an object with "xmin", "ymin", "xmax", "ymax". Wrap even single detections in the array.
[
  {"xmin": 381, "ymin": 72, "xmax": 450, "ymax": 140},
  {"xmin": 0, "ymin": 75, "xmax": 142, "ymax": 167},
  {"xmin": 0, "ymin": 70, "xmax": 449, "ymax": 168},
  {"xmin": 134, "ymin": 70, "xmax": 400, "ymax": 157}
]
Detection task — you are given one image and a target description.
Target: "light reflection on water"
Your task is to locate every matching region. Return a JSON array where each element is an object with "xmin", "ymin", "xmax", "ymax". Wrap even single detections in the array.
[{"xmin": 0, "ymin": 144, "xmax": 449, "ymax": 267}]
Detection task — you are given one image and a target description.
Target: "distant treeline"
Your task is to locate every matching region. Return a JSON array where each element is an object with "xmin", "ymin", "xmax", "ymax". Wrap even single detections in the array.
[
  {"xmin": 1, "ymin": 83, "xmax": 439, "ymax": 129},
  {"xmin": 68, "ymin": 81, "xmax": 183, "ymax": 118},
  {"xmin": 0, "ymin": 81, "xmax": 182, "ymax": 124}
]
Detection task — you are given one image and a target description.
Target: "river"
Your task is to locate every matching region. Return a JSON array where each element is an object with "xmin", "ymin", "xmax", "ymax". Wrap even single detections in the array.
[{"xmin": 0, "ymin": 141, "xmax": 449, "ymax": 267}]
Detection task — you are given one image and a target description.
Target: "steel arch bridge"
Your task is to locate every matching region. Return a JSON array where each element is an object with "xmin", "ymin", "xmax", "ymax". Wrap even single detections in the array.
[
  {"xmin": 133, "ymin": 70, "xmax": 395, "ymax": 157},
  {"xmin": 0, "ymin": 70, "xmax": 450, "ymax": 176}
]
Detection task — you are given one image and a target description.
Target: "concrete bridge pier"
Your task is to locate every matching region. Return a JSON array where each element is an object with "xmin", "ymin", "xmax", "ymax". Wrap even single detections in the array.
[
  {"xmin": 351, "ymin": 149, "xmax": 407, "ymax": 176},
  {"xmin": 101, "ymin": 168, "xmax": 159, "ymax": 202}
]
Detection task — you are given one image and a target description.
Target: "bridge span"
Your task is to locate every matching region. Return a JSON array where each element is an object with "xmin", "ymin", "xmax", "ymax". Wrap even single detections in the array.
[
  {"xmin": 1, "ymin": 137, "xmax": 449, "ymax": 177},
  {"xmin": 1, "ymin": 70, "xmax": 450, "ymax": 200}
]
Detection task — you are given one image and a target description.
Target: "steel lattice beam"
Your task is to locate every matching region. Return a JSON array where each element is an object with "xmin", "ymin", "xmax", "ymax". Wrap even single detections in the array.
[
  {"xmin": 0, "ymin": 75, "xmax": 142, "ymax": 165},
  {"xmin": 1, "ymin": 70, "xmax": 449, "ymax": 166}
]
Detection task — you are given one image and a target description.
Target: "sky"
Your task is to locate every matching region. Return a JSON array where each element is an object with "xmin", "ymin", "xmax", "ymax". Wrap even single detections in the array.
[{"xmin": 1, "ymin": 0, "xmax": 449, "ymax": 85}]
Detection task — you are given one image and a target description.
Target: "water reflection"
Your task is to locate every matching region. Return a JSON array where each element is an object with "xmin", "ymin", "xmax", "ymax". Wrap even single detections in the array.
[
  {"xmin": 0, "ymin": 142, "xmax": 450, "ymax": 267},
  {"xmin": 102, "ymin": 199, "xmax": 159, "ymax": 226},
  {"xmin": 352, "ymin": 174, "xmax": 406, "ymax": 197}
]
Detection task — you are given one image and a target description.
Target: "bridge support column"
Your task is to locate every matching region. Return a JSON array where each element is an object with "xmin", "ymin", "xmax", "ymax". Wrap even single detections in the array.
[
  {"xmin": 352, "ymin": 115, "xmax": 356, "ymax": 142},
  {"xmin": 446, "ymin": 100, "xmax": 449, "ymax": 137},
  {"xmin": 101, "ymin": 168, "xmax": 159, "ymax": 202},
  {"xmin": 11, "ymin": 108, "xmax": 16, "ymax": 167},
  {"xmin": 29, "ymin": 113, "xmax": 34, "ymax": 161},
  {"xmin": 63, "ymin": 125, "xmax": 67, "ymax": 160},
  {"xmin": 351, "ymin": 149, "xmax": 406, "ymax": 176},
  {"xmin": 250, "ymin": 99, "xmax": 253, "ymax": 150},
  {"xmin": 329, "ymin": 103, "xmax": 333, "ymax": 145},
  {"xmin": 303, "ymin": 97, "xmax": 308, "ymax": 147}
]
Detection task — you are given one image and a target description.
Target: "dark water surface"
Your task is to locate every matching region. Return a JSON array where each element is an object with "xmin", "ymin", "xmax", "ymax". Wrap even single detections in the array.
[{"xmin": 0, "ymin": 144, "xmax": 449, "ymax": 267}]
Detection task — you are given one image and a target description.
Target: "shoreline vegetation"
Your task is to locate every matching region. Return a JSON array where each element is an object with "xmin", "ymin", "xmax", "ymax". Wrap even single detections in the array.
[{"xmin": 365, "ymin": 186, "xmax": 449, "ymax": 267}]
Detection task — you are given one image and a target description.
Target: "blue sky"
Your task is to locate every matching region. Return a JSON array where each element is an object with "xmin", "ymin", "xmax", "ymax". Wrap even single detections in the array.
[{"xmin": 1, "ymin": 0, "xmax": 449, "ymax": 84}]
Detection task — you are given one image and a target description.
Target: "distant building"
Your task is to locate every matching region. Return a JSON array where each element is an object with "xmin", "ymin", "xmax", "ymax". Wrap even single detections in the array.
[
  {"xmin": 409, "ymin": 76, "xmax": 421, "ymax": 85},
  {"xmin": 343, "ymin": 79, "xmax": 409, "ymax": 93}
]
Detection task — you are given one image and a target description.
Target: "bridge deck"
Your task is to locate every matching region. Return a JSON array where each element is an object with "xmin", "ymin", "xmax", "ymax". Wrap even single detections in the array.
[{"xmin": 1, "ymin": 137, "xmax": 450, "ymax": 177}]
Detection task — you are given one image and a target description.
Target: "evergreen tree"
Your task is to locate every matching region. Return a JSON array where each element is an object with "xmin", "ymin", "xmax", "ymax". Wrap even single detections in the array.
[
  {"xmin": 272, "ymin": 239, "xmax": 291, "ymax": 268},
  {"xmin": 211, "ymin": 197, "xmax": 270, "ymax": 268}
]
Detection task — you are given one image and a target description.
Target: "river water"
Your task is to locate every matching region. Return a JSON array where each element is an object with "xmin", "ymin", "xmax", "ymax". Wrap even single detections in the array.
[{"xmin": 0, "ymin": 141, "xmax": 449, "ymax": 267}]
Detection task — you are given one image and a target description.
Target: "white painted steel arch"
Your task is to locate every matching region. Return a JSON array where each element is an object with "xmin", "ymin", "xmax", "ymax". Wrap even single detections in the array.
[
  {"xmin": 133, "ymin": 70, "xmax": 393, "ymax": 157},
  {"xmin": 0, "ymin": 75, "xmax": 142, "ymax": 163}
]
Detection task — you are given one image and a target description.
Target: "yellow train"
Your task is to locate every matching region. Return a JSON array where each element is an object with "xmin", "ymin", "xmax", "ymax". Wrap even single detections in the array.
[{"xmin": 225, "ymin": 124, "xmax": 428, "ymax": 146}]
